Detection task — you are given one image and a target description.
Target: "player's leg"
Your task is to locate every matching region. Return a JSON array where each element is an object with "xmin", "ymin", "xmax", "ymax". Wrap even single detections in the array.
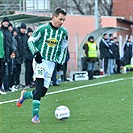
[
  {"xmin": 31, "ymin": 59, "xmax": 45, "ymax": 124},
  {"xmin": 40, "ymin": 60, "xmax": 55, "ymax": 98},
  {"xmin": 31, "ymin": 60, "xmax": 55, "ymax": 124},
  {"xmin": 31, "ymin": 85, "xmax": 47, "ymax": 123},
  {"xmin": 41, "ymin": 87, "xmax": 48, "ymax": 97},
  {"xmin": 16, "ymin": 60, "xmax": 42, "ymax": 108},
  {"xmin": 31, "ymin": 78, "xmax": 44, "ymax": 124},
  {"xmin": 16, "ymin": 90, "xmax": 33, "ymax": 107}
]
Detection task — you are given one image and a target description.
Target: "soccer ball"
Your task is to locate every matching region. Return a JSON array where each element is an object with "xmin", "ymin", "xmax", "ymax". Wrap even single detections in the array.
[{"xmin": 55, "ymin": 105, "xmax": 70, "ymax": 120}]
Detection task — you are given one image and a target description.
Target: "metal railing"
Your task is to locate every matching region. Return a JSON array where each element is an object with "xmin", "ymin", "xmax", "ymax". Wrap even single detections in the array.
[
  {"xmin": 0, "ymin": 0, "xmax": 51, "ymax": 15},
  {"xmin": 0, "ymin": 0, "xmax": 21, "ymax": 15}
]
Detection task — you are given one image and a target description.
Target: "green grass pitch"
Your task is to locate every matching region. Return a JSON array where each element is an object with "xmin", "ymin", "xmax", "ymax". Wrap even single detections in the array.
[{"xmin": 0, "ymin": 72, "xmax": 133, "ymax": 133}]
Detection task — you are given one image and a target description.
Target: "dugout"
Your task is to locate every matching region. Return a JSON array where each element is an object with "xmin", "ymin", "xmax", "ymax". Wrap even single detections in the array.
[
  {"xmin": 0, "ymin": 13, "xmax": 52, "ymax": 26},
  {"xmin": 78, "ymin": 27, "xmax": 128, "ymax": 71}
]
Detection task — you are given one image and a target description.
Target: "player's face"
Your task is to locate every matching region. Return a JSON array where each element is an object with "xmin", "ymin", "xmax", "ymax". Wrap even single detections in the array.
[{"xmin": 52, "ymin": 13, "xmax": 66, "ymax": 28}]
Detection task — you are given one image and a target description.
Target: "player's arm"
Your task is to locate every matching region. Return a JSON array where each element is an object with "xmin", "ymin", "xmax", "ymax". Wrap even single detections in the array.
[
  {"xmin": 28, "ymin": 29, "xmax": 41, "ymax": 55},
  {"xmin": 28, "ymin": 28, "xmax": 43, "ymax": 63}
]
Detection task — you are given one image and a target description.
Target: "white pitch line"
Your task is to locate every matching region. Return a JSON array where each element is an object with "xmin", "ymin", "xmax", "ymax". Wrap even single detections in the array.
[
  {"xmin": 47, "ymin": 78, "xmax": 125, "ymax": 95},
  {"xmin": 0, "ymin": 78, "xmax": 127, "ymax": 105}
]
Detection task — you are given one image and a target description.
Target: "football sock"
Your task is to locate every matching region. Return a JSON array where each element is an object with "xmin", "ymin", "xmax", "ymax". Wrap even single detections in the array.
[
  {"xmin": 23, "ymin": 91, "xmax": 33, "ymax": 99},
  {"xmin": 32, "ymin": 100, "xmax": 40, "ymax": 117}
]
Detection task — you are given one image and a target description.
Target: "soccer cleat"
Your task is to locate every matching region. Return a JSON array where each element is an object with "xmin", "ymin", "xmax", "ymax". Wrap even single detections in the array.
[
  {"xmin": 31, "ymin": 115, "xmax": 41, "ymax": 124},
  {"xmin": 16, "ymin": 90, "xmax": 26, "ymax": 107}
]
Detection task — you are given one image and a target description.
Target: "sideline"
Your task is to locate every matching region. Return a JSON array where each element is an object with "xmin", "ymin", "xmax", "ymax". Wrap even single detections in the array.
[{"xmin": 0, "ymin": 77, "xmax": 130, "ymax": 105}]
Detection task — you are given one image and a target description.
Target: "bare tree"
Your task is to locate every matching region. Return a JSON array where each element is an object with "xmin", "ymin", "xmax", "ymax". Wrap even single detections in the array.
[
  {"xmin": 50, "ymin": 0, "xmax": 113, "ymax": 16},
  {"xmin": 98, "ymin": 0, "xmax": 113, "ymax": 16},
  {"xmin": 72, "ymin": 0, "xmax": 86, "ymax": 15},
  {"xmin": 51, "ymin": 0, "xmax": 68, "ymax": 12}
]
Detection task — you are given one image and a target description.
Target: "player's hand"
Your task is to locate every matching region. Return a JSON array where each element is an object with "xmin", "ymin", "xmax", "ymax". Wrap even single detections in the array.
[{"xmin": 34, "ymin": 52, "xmax": 42, "ymax": 63}]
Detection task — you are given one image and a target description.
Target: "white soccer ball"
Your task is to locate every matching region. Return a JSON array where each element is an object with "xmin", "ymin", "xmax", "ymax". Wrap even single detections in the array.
[{"xmin": 55, "ymin": 105, "xmax": 70, "ymax": 120}]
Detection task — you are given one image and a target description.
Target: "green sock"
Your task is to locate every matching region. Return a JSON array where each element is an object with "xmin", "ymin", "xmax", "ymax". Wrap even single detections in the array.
[
  {"xmin": 23, "ymin": 91, "xmax": 33, "ymax": 99},
  {"xmin": 32, "ymin": 100, "xmax": 40, "ymax": 117}
]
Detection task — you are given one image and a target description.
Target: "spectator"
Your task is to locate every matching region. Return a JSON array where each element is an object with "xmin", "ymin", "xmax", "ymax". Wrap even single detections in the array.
[
  {"xmin": 0, "ymin": 17, "xmax": 14, "ymax": 92},
  {"xmin": 81, "ymin": 55, "xmax": 87, "ymax": 71},
  {"xmin": 113, "ymin": 37, "xmax": 121, "ymax": 73},
  {"xmin": 15, "ymin": 23, "xmax": 27, "ymax": 89},
  {"xmin": 123, "ymin": 36, "xmax": 132, "ymax": 65},
  {"xmin": 9, "ymin": 27, "xmax": 18, "ymax": 91},
  {"xmin": 0, "ymin": 27, "xmax": 6, "ymax": 94},
  {"xmin": 62, "ymin": 48, "xmax": 70, "ymax": 81},
  {"xmin": 108, "ymin": 34, "xmax": 115, "ymax": 75},
  {"xmin": 8, "ymin": 22, "xmax": 13, "ymax": 32},
  {"xmin": 99, "ymin": 33, "xmax": 112, "ymax": 75},
  {"xmin": 23, "ymin": 27, "xmax": 34, "ymax": 88},
  {"xmin": 51, "ymin": 63, "xmax": 59, "ymax": 86},
  {"xmin": 8, "ymin": 23, "xmax": 17, "ymax": 90},
  {"xmin": 83, "ymin": 36, "xmax": 98, "ymax": 79}
]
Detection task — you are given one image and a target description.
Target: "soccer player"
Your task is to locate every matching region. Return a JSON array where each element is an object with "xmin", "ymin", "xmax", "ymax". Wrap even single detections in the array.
[{"xmin": 16, "ymin": 8, "xmax": 68, "ymax": 124}]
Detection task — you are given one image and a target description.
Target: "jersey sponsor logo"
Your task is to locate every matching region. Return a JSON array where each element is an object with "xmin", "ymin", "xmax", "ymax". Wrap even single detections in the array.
[{"xmin": 46, "ymin": 38, "xmax": 58, "ymax": 47}]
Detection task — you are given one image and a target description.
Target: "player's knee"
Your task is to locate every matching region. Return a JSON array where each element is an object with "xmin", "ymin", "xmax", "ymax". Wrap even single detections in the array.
[
  {"xmin": 36, "ymin": 78, "xmax": 44, "ymax": 86},
  {"xmin": 41, "ymin": 87, "xmax": 48, "ymax": 97},
  {"xmin": 33, "ymin": 89, "xmax": 42, "ymax": 100}
]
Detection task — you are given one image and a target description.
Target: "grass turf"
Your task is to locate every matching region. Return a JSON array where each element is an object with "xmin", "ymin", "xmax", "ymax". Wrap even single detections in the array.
[{"xmin": 0, "ymin": 72, "xmax": 133, "ymax": 133}]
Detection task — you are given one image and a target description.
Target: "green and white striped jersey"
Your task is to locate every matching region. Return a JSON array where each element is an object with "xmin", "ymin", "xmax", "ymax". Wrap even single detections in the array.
[{"xmin": 28, "ymin": 22, "xmax": 68, "ymax": 65}]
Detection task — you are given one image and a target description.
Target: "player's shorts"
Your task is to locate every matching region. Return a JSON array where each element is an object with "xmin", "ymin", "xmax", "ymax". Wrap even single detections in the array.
[{"xmin": 33, "ymin": 58, "xmax": 55, "ymax": 88}]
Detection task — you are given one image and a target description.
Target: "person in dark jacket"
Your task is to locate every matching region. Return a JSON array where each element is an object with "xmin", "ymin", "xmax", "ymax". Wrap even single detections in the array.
[
  {"xmin": 108, "ymin": 34, "xmax": 115, "ymax": 75},
  {"xmin": 0, "ymin": 28, "xmax": 6, "ymax": 94},
  {"xmin": 0, "ymin": 17, "xmax": 14, "ymax": 91},
  {"xmin": 8, "ymin": 23, "xmax": 17, "ymax": 90},
  {"xmin": 51, "ymin": 63, "xmax": 60, "ymax": 86},
  {"xmin": 9, "ymin": 27, "xmax": 18, "ymax": 90},
  {"xmin": 62, "ymin": 48, "xmax": 70, "ymax": 81},
  {"xmin": 24, "ymin": 27, "xmax": 34, "ymax": 87},
  {"xmin": 113, "ymin": 37, "xmax": 121, "ymax": 73},
  {"xmin": 123, "ymin": 36, "xmax": 132, "ymax": 66},
  {"xmin": 99, "ymin": 33, "xmax": 113, "ymax": 75},
  {"xmin": 15, "ymin": 23, "xmax": 27, "ymax": 89}
]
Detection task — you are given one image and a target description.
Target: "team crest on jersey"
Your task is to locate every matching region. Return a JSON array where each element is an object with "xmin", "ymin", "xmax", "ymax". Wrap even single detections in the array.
[{"xmin": 46, "ymin": 38, "xmax": 58, "ymax": 47}]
